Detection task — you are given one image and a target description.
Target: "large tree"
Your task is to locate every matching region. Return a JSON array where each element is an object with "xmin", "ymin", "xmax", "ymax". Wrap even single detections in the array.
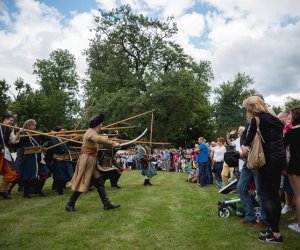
[
  {"xmin": 32, "ymin": 49, "xmax": 80, "ymax": 130},
  {"xmin": 213, "ymin": 73, "xmax": 257, "ymax": 137},
  {"xmin": 10, "ymin": 50, "xmax": 80, "ymax": 131},
  {"xmin": 85, "ymin": 5, "xmax": 213, "ymax": 145}
]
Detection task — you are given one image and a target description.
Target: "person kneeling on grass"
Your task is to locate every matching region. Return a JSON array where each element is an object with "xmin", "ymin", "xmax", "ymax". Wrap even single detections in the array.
[
  {"xmin": 186, "ymin": 168, "xmax": 197, "ymax": 183},
  {"xmin": 65, "ymin": 113, "xmax": 120, "ymax": 212}
]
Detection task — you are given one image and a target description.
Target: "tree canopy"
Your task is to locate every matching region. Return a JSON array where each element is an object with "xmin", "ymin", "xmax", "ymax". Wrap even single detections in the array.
[
  {"xmin": 9, "ymin": 49, "xmax": 80, "ymax": 130},
  {"xmin": 84, "ymin": 5, "xmax": 213, "ymax": 146},
  {"xmin": 213, "ymin": 73, "xmax": 257, "ymax": 136}
]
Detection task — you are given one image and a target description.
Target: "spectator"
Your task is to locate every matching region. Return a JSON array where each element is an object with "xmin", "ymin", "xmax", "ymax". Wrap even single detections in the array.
[
  {"xmin": 186, "ymin": 167, "xmax": 197, "ymax": 183},
  {"xmin": 163, "ymin": 150, "xmax": 170, "ymax": 172},
  {"xmin": 222, "ymin": 126, "xmax": 245, "ymax": 186},
  {"xmin": 278, "ymin": 111, "xmax": 294, "ymax": 215},
  {"xmin": 194, "ymin": 137, "xmax": 209, "ymax": 187},
  {"xmin": 212, "ymin": 137, "xmax": 226, "ymax": 188},
  {"xmin": 284, "ymin": 106, "xmax": 300, "ymax": 233},
  {"xmin": 241, "ymin": 96, "xmax": 286, "ymax": 243}
]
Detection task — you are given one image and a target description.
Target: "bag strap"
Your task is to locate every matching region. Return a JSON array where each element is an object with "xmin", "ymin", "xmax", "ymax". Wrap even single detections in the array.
[{"xmin": 254, "ymin": 117, "xmax": 265, "ymax": 143}]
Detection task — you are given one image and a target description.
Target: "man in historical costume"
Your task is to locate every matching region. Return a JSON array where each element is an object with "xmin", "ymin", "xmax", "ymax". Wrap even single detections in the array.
[
  {"xmin": 0, "ymin": 114, "xmax": 20, "ymax": 199},
  {"xmin": 13, "ymin": 119, "xmax": 49, "ymax": 198},
  {"xmin": 65, "ymin": 113, "xmax": 121, "ymax": 212},
  {"xmin": 45, "ymin": 127, "xmax": 76, "ymax": 195},
  {"xmin": 136, "ymin": 144, "xmax": 157, "ymax": 186}
]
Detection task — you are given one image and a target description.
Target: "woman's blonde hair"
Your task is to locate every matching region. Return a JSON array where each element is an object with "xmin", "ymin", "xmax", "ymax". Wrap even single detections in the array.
[
  {"xmin": 23, "ymin": 119, "xmax": 36, "ymax": 129},
  {"xmin": 242, "ymin": 96, "xmax": 270, "ymax": 120}
]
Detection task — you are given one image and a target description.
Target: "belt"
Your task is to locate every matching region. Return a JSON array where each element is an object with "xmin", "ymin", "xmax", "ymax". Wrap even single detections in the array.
[
  {"xmin": 53, "ymin": 152, "xmax": 79, "ymax": 160},
  {"xmin": 80, "ymin": 146, "xmax": 97, "ymax": 158},
  {"xmin": 24, "ymin": 146, "xmax": 43, "ymax": 154}
]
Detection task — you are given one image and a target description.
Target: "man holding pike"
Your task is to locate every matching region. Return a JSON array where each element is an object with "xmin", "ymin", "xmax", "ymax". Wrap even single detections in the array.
[{"xmin": 65, "ymin": 113, "xmax": 121, "ymax": 211}]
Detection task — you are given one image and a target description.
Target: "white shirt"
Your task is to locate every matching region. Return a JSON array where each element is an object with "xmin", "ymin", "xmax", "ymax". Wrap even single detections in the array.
[
  {"xmin": 233, "ymin": 137, "xmax": 245, "ymax": 171},
  {"xmin": 213, "ymin": 145, "xmax": 226, "ymax": 162}
]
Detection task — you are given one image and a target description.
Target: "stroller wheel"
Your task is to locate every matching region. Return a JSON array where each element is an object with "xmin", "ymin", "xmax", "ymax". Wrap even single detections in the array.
[{"xmin": 218, "ymin": 207, "xmax": 230, "ymax": 218}]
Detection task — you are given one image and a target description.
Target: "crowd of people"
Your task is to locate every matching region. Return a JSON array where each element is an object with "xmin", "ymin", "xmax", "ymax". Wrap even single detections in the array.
[{"xmin": 1, "ymin": 95, "xmax": 300, "ymax": 244}]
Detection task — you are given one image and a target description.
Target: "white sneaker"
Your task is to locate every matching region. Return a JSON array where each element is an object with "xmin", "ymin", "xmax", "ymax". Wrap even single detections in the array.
[
  {"xmin": 281, "ymin": 205, "xmax": 292, "ymax": 214},
  {"xmin": 288, "ymin": 223, "xmax": 300, "ymax": 233}
]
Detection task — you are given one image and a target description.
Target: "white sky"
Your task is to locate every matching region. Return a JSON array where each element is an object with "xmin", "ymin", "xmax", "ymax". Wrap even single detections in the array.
[{"xmin": 0, "ymin": 0, "xmax": 300, "ymax": 107}]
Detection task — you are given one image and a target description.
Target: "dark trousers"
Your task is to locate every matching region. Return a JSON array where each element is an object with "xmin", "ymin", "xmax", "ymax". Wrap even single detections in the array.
[
  {"xmin": 258, "ymin": 166, "xmax": 282, "ymax": 232},
  {"xmin": 198, "ymin": 162, "xmax": 208, "ymax": 187},
  {"xmin": 206, "ymin": 159, "xmax": 213, "ymax": 184},
  {"xmin": 214, "ymin": 161, "xmax": 223, "ymax": 186}
]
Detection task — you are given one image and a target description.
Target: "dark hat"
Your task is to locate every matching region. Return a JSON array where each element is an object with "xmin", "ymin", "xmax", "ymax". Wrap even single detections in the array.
[{"xmin": 89, "ymin": 113, "xmax": 105, "ymax": 128}]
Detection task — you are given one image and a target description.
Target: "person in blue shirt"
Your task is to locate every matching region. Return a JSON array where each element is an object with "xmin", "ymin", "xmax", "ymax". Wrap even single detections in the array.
[
  {"xmin": 163, "ymin": 150, "xmax": 170, "ymax": 172},
  {"xmin": 194, "ymin": 137, "xmax": 209, "ymax": 187}
]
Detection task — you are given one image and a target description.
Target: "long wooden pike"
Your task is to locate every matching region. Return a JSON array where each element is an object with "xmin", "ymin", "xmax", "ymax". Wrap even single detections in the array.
[
  {"xmin": 45, "ymin": 100, "xmax": 96, "ymax": 151},
  {"xmin": 19, "ymin": 125, "xmax": 140, "ymax": 137},
  {"xmin": 20, "ymin": 133, "xmax": 120, "ymax": 138},
  {"xmin": 45, "ymin": 110, "xmax": 154, "ymax": 151},
  {"xmin": 102, "ymin": 109, "xmax": 155, "ymax": 129},
  {"xmin": 74, "ymin": 100, "xmax": 95, "ymax": 130},
  {"xmin": 149, "ymin": 111, "xmax": 154, "ymax": 155},
  {"xmin": 0, "ymin": 123, "xmax": 83, "ymax": 145}
]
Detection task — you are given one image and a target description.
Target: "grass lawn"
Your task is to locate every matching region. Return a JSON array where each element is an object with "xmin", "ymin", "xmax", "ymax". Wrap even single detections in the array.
[{"xmin": 0, "ymin": 171, "xmax": 299, "ymax": 250}]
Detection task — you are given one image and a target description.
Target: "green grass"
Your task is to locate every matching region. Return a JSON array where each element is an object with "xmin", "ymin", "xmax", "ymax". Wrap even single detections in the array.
[{"xmin": 1, "ymin": 171, "xmax": 299, "ymax": 250}]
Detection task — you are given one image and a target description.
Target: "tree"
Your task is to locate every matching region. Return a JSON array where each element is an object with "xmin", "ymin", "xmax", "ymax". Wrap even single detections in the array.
[
  {"xmin": 9, "ymin": 78, "xmax": 34, "ymax": 126},
  {"xmin": 84, "ymin": 5, "xmax": 213, "ymax": 145},
  {"xmin": 284, "ymin": 97, "xmax": 300, "ymax": 113},
  {"xmin": 0, "ymin": 79, "xmax": 11, "ymax": 117},
  {"xmin": 213, "ymin": 73, "xmax": 257, "ymax": 137},
  {"xmin": 272, "ymin": 106, "xmax": 282, "ymax": 115},
  {"xmin": 32, "ymin": 49, "xmax": 80, "ymax": 130}
]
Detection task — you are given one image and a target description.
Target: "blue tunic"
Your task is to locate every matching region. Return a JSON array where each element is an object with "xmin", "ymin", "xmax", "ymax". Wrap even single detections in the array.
[
  {"xmin": 13, "ymin": 134, "xmax": 49, "ymax": 181},
  {"xmin": 46, "ymin": 138, "xmax": 74, "ymax": 181}
]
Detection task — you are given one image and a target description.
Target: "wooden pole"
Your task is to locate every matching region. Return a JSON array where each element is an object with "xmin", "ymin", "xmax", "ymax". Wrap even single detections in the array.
[
  {"xmin": 19, "ymin": 126, "xmax": 140, "ymax": 137},
  {"xmin": 102, "ymin": 109, "xmax": 155, "ymax": 129},
  {"xmin": 149, "ymin": 111, "xmax": 154, "ymax": 156},
  {"xmin": 44, "ymin": 110, "xmax": 154, "ymax": 151},
  {"xmin": 0, "ymin": 123, "xmax": 83, "ymax": 145},
  {"xmin": 73, "ymin": 100, "xmax": 95, "ymax": 130}
]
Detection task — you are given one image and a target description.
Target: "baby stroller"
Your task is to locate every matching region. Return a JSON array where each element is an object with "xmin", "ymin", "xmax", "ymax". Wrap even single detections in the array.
[
  {"xmin": 217, "ymin": 150, "xmax": 261, "ymax": 222},
  {"xmin": 217, "ymin": 179, "xmax": 261, "ymax": 222}
]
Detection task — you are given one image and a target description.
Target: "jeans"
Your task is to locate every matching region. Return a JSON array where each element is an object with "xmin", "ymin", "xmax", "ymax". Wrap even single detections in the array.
[
  {"xmin": 237, "ymin": 162, "xmax": 267, "ymax": 223},
  {"xmin": 214, "ymin": 161, "xmax": 223, "ymax": 187},
  {"xmin": 198, "ymin": 162, "xmax": 208, "ymax": 187}
]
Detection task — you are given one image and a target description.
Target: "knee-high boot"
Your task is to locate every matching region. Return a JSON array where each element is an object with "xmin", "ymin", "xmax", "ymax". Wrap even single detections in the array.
[
  {"xmin": 110, "ymin": 173, "xmax": 121, "ymax": 188},
  {"xmin": 36, "ymin": 178, "xmax": 46, "ymax": 196},
  {"xmin": 23, "ymin": 181, "xmax": 30, "ymax": 198},
  {"xmin": 65, "ymin": 191, "xmax": 81, "ymax": 212},
  {"xmin": 95, "ymin": 176, "xmax": 120, "ymax": 210},
  {"xmin": 7, "ymin": 180, "xmax": 18, "ymax": 195},
  {"xmin": 56, "ymin": 180, "xmax": 64, "ymax": 195},
  {"xmin": 0, "ymin": 181, "xmax": 11, "ymax": 199}
]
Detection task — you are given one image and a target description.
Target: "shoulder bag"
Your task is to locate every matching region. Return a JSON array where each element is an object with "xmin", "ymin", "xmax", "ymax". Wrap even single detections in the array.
[{"xmin": 247, "ymin": 117, "xmax": 266, "ymax": 169}]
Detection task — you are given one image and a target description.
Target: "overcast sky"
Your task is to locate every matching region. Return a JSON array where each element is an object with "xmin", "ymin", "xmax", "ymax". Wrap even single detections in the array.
[{"xmin": 1, "ymin": 0, "xmax": 300, "ymax": 107}]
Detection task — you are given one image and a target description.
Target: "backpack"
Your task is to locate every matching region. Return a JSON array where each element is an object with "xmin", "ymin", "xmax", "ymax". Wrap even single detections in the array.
[{"xmin": 224, "ymin": 150, "xmax": 239, "ymax": 168}]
